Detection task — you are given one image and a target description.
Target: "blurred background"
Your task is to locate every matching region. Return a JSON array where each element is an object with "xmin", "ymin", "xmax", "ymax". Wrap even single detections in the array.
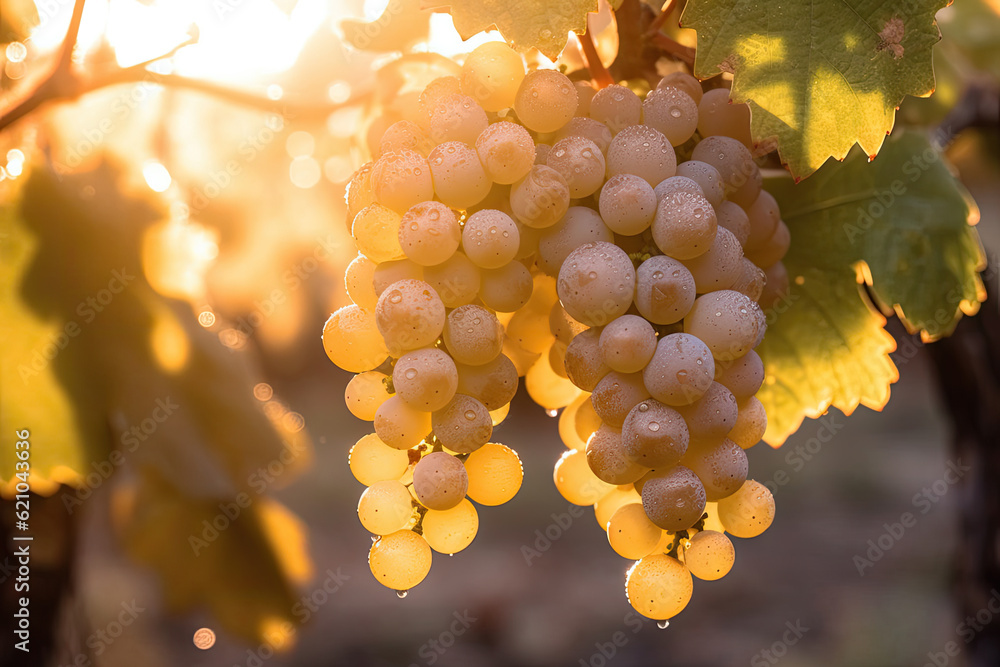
[{"xmin": 1, "ymin": 0, "xmax": 999, "ymax": 666}]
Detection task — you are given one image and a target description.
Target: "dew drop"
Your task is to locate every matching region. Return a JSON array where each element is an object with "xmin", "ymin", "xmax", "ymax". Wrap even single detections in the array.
[
  {"xmin": 405, "ymin": 368, "xmax": 418, "ymax": 380},
  {"xmin": 396, "ymin": 590, "xmax": 409, "ymax": 598},
  {"xmin": 638, "ymin": 403, "xmax": 649, "ymax": 412},
  {"xmin": 669, "ymin": 108, "xmax": 681, "ymax": 118},
  {"xmin": 464, "ymin": 410, "xmax": 477, "ymax": 421},
  {"xmin": 648, "ymin": 422, "xmax": 660, "ymax": 432},
  {"xmin": 389, "ymin": 290, "xmax": 403, "ymax": 304},
  {"xmin": 657, "ymin": 620, "xmax": 670, "ymax": 630},
  {"xmin": 546, "ymin": 409, "xmax": 558, "ymax": 418}
]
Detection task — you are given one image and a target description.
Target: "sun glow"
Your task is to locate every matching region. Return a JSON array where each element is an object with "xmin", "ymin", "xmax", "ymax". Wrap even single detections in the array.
[{"xmin": 30, "ymin": 0, "xmax": 337, "ymax": 82}]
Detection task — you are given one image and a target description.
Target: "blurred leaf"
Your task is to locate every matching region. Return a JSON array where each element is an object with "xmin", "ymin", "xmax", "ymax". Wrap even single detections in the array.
[
  {"xmin": 0, "ymin": 190, "xmax": 99, "ymax": 496},
  {"xmin": 425, "ymin": 0, "xmax": 598, "ymax": 59},
  {"xmin": 342, "ymin": 0, "xmax": 431, "ymax": 53},
  {"xmin": 759, "ymin": 131, "xmax": 984, "ymax": 445},
  {"xmin": 115, "ymin": 470, "xmax": 311, "ymax": 642},
  {"xmin": 1, "ymin": 160, "xmax": 313, "ymax": 641},
  {"xmin": 681, "ymin": 0, "xmax": 947, "ymax": 178},
  {"xmin": 0, "ymin": 0, "xmax": 38, "ymax": 43},
  {"xmin": 942, "ymin": 0, "xmax": 1000, "ymax": 77}
]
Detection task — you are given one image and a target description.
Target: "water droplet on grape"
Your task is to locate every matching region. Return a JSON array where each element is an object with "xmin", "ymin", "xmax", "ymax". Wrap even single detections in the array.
[
  {"xmin": 657, "ymin": 620, "xmax": 670, "ymax": 630},
  {"xmin": 464, "ymin": 410, "xmax": 477, "ymax": 421},
  {"xmin": 405, "ymin": 368, "xmax": 418, "ymax": 380},
  {"xmin": 396, "ymin": 590, "xmax": 409, "ymax": 598},
  {"xmin": 669, "ymin": 108, "xmax": 681, "ymax": 118},
  {"xmin": 648, "ymin": 422, "xmax": 660, "ymax": 432},
  {"xmin": 389, "ymin": 291, "xmax": 403, "ymax": 304},
  {"xmin": 546, "ymin": 409, "xmax": 558, "ymax": 418}
]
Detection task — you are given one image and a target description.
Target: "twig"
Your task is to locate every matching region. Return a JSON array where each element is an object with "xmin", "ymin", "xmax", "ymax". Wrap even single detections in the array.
[
  {"xmin": 577, "ymin": 17, "xmax": 614, "ymax": 89},
  {"xmin": 57, "ymin": 0, "xmax": 88, "ymax": 71},
  {"xmin": 649, "ymin": 32, "xmax": 695, "ymax": 65},
  {"xmin": 0, "ymin": 11, "xmax": 362, "ymax": 132},
  {"xmin": 643, "ymin": 0, "xmax": 676, "ymax": 39}
]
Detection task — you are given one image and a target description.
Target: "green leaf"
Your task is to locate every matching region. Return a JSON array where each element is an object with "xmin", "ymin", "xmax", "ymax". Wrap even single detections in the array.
[
  {"xmin": 759, "ymin": 131, "xmax": 984, "ymax": 445},
  {"xmin": 424, "ymin": 0, "xmax": 598, "ymax": 59},
  {"xmin": 342, "ymin": 0, "xmax": 431, "ymax": 53},
  {"xmin": 681, "ymin": 0, "xmax": 948, "ymax": 178}
]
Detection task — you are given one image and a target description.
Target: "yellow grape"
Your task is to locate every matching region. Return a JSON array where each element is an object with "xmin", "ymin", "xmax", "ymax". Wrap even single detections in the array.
[
  {"xmin": 369, "ymin": 530, "xmax": 432, "ymax": 591},
  {"xmin": 344, "ymin": 371, "xmax": 392, "ymax": 421},
  {"xmin": 717, "ymin": 480, "xmax": 774, "ymax": 538},
  {"xmin": 682, "ymin": 530, "xmax": 735, "ymax": 581},
  {"xmin": 607, "ymin": 502, "xmax": 662, "ymax": 559},
  {"xmin": 465, "ymin": 443, "xmax": 523, "ymax": 506},
  {"xmin": 322, "ymin": 305, "xmax": 388, "ymax": 373},
  {"xmin": 594, "ymin": 485, "xmax": 642, "ymax": 529},
  {"xmin": 358, "ymin": 480, "xmax": 414, "ymax": 535},
  {"xmin": 349, "ymin": 433, "xmax": 410, "ymax": 486},
  {"xmin": 554, "ymin": 449, "xmax": 615, "ymax": 506},
  {"xmin": 625, "ymin": 554, "xmax": 693, "ymax": 620},
  {"xmin": 421, "ymin": 498, "xmax": 479, "ymax": 554}
]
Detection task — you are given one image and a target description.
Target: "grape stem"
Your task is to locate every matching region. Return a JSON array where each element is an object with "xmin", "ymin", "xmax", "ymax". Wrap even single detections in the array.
[
  {"xmin": 643, "ymin": 0, "xmax": 677, "ymax": 40},
  {"xmin": 649, "ymin": 33, "xmax": 696, "ymax": 66},
  {"xmin": 577, "ymin": 19, "xmax": 615, "ymax": 90}
]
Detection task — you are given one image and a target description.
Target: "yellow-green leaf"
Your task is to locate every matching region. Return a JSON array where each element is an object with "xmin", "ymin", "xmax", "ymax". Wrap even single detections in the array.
[
  {"xmin": 681, "ymin": 0, "xmax": 948, "ymax": 178},
  {"xmin": 759, "ymin": 131, "xmax": 984, "ymax": 445},
  {"xmin": 425, "ymin": 0, "xmax": 598, "ymax": 59}
]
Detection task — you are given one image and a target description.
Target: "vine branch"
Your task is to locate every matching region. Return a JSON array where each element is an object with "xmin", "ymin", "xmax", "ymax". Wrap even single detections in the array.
[
  {"xmin": 649, "ymin": 33, "xmax": 696, "ymax": 65},
  {"xmin": 577, "ymin": 17, "xmax": 614, "ymax": 89}
]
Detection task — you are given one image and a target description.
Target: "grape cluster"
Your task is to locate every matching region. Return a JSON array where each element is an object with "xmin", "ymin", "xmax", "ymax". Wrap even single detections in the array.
[{"xmin": 325, "ymin": 41, "xmax": 787, "ymax": 613}]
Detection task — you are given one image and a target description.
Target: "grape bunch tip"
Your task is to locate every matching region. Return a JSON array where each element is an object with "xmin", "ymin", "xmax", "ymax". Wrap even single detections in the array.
[{"xmin": 325, "ymin": 41, "xmax": 788, "ymax": 620}]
